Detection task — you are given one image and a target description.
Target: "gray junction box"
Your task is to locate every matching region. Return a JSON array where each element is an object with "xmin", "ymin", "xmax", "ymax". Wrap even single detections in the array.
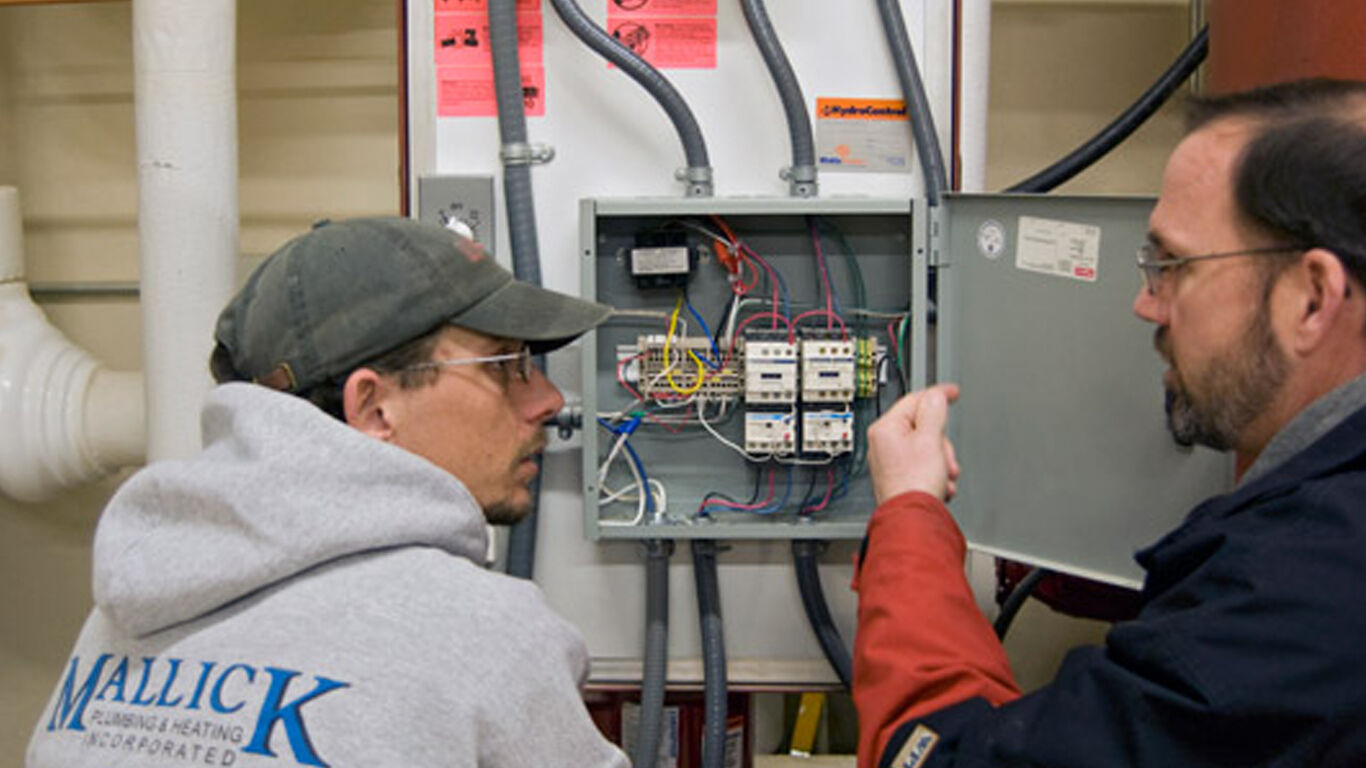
[{"xmin": 580, "ymin": 194, "xmax": 1231, "ymax": 587}]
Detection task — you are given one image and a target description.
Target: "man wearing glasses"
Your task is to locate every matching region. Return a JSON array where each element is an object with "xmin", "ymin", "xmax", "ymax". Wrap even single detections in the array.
[
  {"xmin": 854, "ymin": 78, "xmax": 1366, "ymax": 767},
  {"xmin": 28, "ymin": 218, "xmax": 629, "ymax": 767}
]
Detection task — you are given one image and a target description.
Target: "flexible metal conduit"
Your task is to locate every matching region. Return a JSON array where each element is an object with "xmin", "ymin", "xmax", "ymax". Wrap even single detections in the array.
[
  {"xmin": 634, "ymin": 539, "xmax": 673, "ymax": 768},
  {"xmin": 547, "ymin": 0, "xmax": 713, "ymax": 197},
  {"xmin": 488, "ymin": 0, "xmax": 545, "ymax": 580},
  {"xmin": 692, "ymin": 540, "xmax": 727, "ymax": 768},
  {"xmin": 1005, "ymin": 26, "xmax": 1209, "ymax": 194},
  {"xmin": 875, "ymin": 0, "xmax": 948, "ymax": 206},
  {"xmin": 792, "ymin": 540, "xmax": 853, "ymax": 690},
  {"xmin": 740, "ymin": 0, "xmax": 817, "ymax": 198}
]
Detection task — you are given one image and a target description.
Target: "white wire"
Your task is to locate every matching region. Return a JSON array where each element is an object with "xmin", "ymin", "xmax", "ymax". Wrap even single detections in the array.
[
  {"xmin": 599, "ymin": 479, "xmax": 667, "ymax": 528},
  {"xmin": 696, "ymin": 398, "xmax": 766, "ymax": 461},
  {"xmin": 597, "ymin": 430, "xmax": 649, "ymax": 526},
  {"xmin": 848, "ymin": 307, "xmax": 912, "ymax": 320}
]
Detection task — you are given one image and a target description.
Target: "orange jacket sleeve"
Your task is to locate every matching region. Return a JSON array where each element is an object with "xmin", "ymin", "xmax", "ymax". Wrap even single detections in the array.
[{"xmin": 852, "ymin": 491, "xmax": 1021, "ymax": 768}]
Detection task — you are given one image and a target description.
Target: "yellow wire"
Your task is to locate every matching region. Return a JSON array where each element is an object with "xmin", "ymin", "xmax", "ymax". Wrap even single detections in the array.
[{"xmin": 663, "ymin": 295, "xmax": 707, "ymax": 396}]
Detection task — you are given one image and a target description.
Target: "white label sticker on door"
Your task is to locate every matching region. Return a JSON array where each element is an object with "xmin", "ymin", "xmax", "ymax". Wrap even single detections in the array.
[{"xmin": 1015, "ymin": 215, "xmax": 1100, "ymax": 282}]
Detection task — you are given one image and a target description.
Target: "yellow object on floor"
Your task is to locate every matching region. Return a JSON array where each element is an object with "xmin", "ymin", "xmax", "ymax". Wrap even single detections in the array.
[{"xmin": 789, "ymin": 691, "xmax": 826, "ymax": 757}]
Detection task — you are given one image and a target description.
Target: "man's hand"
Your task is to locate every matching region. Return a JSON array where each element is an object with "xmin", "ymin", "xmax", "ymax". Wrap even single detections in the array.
[{"xmin": 866, "ymin": 383, "xmax": 961, "ymax": 504}]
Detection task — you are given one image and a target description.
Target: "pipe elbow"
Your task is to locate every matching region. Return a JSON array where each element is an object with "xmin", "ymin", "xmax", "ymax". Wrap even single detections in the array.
[{"xmin": 0, "ymin": 285, "xmax": 147, "ymax": 502}]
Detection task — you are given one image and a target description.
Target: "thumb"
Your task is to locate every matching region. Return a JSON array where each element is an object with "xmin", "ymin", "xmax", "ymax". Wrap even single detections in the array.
[{"xmin": 913, "ymin": 387, "xmax": 951, "ymax": 437}]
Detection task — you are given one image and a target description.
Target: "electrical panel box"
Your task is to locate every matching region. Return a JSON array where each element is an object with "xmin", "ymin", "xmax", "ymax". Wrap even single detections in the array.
[
  {"xmin": 582, "ymin": 193, "xmax": 1233, "ymax": 585},
  {"xmin": 581, "ymin": 197, "xmax": 918, "ymax": 541}
]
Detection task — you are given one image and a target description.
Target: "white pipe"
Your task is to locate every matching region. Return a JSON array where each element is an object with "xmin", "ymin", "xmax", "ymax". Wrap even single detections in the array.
[
  {"xmin": 0, "ymin": 186, "xmax": 146, "ymax": 503},
  {"xmin": 134, "ymin": 0, "xmax": 238, "ymax": 461},
  {"xmin": 958, "ymin": 0, "xmax": 992, "ymax": 193}
]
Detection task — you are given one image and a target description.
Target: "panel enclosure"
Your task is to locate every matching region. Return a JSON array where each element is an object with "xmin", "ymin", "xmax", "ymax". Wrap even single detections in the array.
[
  {"xmin": 935, "ymin": 193, "xmax": 1234, "ymax": 587},
  {"xmin": 581, "ymin": 197, "xmax": 921, "ymax": 541}
]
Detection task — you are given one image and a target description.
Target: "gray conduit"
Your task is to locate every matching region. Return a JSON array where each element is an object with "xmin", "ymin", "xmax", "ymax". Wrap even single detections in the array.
[
  {"xmin": 634, "ymin": 539, "xmax": 673, "ymax": 768},
  {"xmin": 488, "ymin": 0, "xmax": 545, "ymax": 579},
  {"xmin": 740, "ymin": 0, "xmax": 817, "ymax": 197},
  {"xmin": 547, "ymin": 0, "xmax": 713, "ymax": 197},
  {"xmin": 875, "ymin": 0, "xmax": 948, "ymax": 206},
  {"xmin": 692, "ymin": 539, "xmax": 727, "ymax": 768}
]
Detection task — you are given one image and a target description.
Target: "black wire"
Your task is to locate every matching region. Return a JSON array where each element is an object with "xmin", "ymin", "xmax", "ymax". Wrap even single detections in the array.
[
  {"xmin": 1006, "ymin": 26, "xmax": 1209, "ymax": 194},
  {"xmin": 796, "ymin": 467, "xmax": 822, "ymax": 514},
  {"xmin": 994, "ymin": 566, "xmax": 1049, "ymax": 640},
  {"xmin": 792, "ymin": 540, "xmax": 854, "ymax": 690},
  {"xmin": 699, "ymin": 461, "xmax": 766, "ymax": 517}
]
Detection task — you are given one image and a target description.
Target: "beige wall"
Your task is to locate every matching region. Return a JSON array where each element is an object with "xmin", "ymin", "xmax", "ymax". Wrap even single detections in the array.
[{"xmin": 0, "ymin": 0, "xmax": 1192, "ymax": 758}]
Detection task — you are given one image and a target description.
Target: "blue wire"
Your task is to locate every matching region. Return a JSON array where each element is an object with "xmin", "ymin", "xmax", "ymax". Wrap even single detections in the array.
[
  {"xmin": 683, "ymin": 293, "xmax": 724, "ymax": 369},
  {"xmin": 622, "ymin": 441, "xmax": 654, "ymax": 513},
  {"xmin": 596, "ymin": 417, "xmax": 653, "ymax": 513},
  {"xmin": 754, "ymin": 466, "xmax": 794, "ymax": 515}
]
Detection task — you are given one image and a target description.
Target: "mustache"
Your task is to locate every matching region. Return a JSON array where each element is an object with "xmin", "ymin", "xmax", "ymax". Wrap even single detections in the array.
[
  {"xmin": 518, "ymin": 434, "xmax": 549, "ymax": 462},
  {"xmin": 1153, "ymin": 327, "xmax": 1173, "ymax": 363}
]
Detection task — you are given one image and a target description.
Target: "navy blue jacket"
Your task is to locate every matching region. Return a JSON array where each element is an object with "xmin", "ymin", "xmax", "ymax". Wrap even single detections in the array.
[{"xmin": 881, "ymin": 403, "xmax": 1366, "ymax": 767}]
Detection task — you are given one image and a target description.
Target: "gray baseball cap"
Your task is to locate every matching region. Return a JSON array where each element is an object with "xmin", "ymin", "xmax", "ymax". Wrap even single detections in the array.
[{"xmin": 214, "ymin": 216, "xmax": 611, "ymax": 393}]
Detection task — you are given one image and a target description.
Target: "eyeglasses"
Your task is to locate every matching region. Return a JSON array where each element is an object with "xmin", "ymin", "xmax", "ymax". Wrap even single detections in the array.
[
  {"xmin": 399, "ymin": 347, "xmax": 535, "ymax": 386},
  {"xmin": 1136, "ymin": 242, "xmax": 1302, "ymax": 295}
]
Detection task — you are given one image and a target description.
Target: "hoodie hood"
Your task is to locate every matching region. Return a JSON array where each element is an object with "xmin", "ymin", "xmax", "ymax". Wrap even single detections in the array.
[{"xmin": 92, "ymin": 382, "xmax": 489, "ymax": 636}]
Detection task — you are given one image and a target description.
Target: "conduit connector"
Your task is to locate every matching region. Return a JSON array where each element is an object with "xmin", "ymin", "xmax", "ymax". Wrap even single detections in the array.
[
  {"xmin": 676, "ymin": 166, "xmax": 715, "ymax": 198},
  {"xmin": 546, "ymin": 402, "xmax": 584, "ymax": 440},
  {"xmin": 781, "ymin": 165, "xmax": 818, "ymax": 198},
  {"xmin": 0, "ymin": 187, "xmax": 146, "ymax": 503},
  {"xmin": 500, "ymin": 142, "xmax": 556, "ymax": 166}
]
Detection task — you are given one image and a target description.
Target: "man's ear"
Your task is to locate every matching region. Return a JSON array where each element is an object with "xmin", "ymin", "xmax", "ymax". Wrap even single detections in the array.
[
  {"xmin": 1287, "ymin": 248, "xmax": 1352, "ymax": 355},
  {"xmin": 342, "ymin": 368, "xmax": 394, "ymax": 440}
]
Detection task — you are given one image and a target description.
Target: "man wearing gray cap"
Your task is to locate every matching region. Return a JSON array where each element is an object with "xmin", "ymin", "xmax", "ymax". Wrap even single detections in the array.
[{"xmin": 28, "ymin": 218, "xmax": 629, "ymax": 768}]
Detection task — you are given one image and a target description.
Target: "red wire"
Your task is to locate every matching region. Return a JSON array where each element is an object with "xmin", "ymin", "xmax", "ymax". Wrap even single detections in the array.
[
  {"xmin": 615, "ymin": 351, "xmax": 683, "ymax": 433},
  {"xmin": 809, "ymin": 219, "xmax": 834, "ymax": 328},
  {"xmin": 791, "ymin": 309, "xmax": 848, "ymax": 340},
  {"xmin": 701, "ymin": 469, "xmax": 777, "ymax": 512},
  {"xmin": 803, "ymin": 468, "xmax": 837, "ymax": 513}
]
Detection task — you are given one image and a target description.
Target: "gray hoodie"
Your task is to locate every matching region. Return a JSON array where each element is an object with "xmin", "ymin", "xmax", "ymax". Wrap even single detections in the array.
[{"xmin": 27, "ymin": 383, "xmax": 628, "ymax": 768}]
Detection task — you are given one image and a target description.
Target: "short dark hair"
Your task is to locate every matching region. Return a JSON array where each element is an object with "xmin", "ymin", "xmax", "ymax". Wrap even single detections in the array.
[
  {"xmin": 210, "ymin": 324, "xmax": 447, "ymax": 420},
  {"xmin": 1186, "ymin": 78, "xmax": 1366, "ymax": 294},
  {"xmin": 1186, "ymin": 77, "xmax": 1366, "ymax": 133}
]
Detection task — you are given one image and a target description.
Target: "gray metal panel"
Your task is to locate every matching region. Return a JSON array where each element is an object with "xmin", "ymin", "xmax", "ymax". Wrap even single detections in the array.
[{"xmin": 938, "ymin": 193, "xmax": 1233, "ymax": 587}]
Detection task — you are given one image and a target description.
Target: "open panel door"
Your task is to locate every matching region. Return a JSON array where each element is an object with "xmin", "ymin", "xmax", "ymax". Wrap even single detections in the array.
[{"xmin": 937, "ymin": 193, "xmax": 1233, "ymax": 587}]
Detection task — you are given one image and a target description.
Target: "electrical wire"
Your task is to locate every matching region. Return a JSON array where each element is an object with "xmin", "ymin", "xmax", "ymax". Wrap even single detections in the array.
[
  {"xmin": 596, "ymin": 417, "xmax": 663, "ymax": 527},
  {"xmin": 1006, "ymin": 27, "xmax": 1209, "ymax": 194},
  {"xmin": 809, "ymin": 217, "xmax": 838, "ymax": 325}
]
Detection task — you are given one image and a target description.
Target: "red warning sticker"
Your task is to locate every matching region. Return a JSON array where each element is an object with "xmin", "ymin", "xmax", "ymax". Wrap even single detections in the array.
[
  {"xmin": 438, "ymin": 67, "xmax": 546, "ymax": 117},
  {"xmin": 433, "ymin": 0, "xmax": 539, "ymax": 11},
  {"xmin": 606, "ymin": 0, "xmax": 716, "ymax": 16},
  {"xmin": 434, "ymin": 12, "xmax": 542, "ymax": 69},
  {"xmin": 606, "ymin": 17, "xmax": 716, "ymax": 69}
]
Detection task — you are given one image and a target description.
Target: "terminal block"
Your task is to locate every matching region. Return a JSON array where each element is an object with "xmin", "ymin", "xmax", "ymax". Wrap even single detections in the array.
[
  {"xmin": 744, "ymin": 334, "xmax": 798, "ymax": 404},
  {"xmin": 800, "ymin": 334, "xmax": 856, "ymax": 403},
  {"xmin": 801, "ymin": 409, "xmax": 854, "ymax": 455},
  {"xmin": 855, "ymin": 337, "xmax": 882, "ymax": 399},
  {"xmin": 635, "ymin": 335, "xmax": 741, "ymax": 401},
  {"xmin": 745, "ymin": 410, "xmax": 796, "ymax": 456}
]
